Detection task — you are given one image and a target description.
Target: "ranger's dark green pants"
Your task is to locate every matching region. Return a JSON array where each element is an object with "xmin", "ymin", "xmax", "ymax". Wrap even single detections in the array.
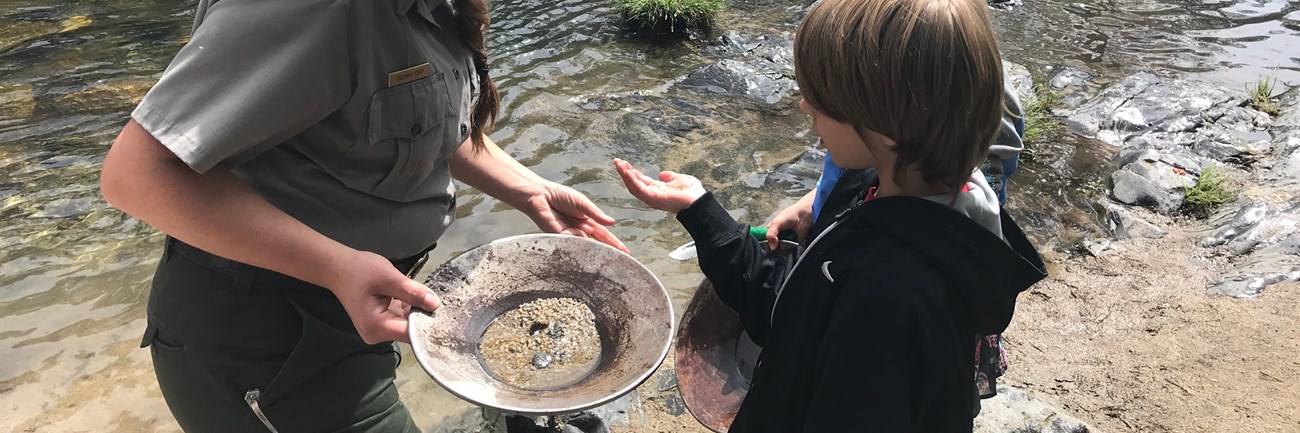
[{"xmin": 141, "ymin": 237, "xmax": 425, "ymax": 433}]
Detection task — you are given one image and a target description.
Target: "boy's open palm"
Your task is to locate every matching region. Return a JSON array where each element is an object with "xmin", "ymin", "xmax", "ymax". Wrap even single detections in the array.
[{"xmin": 614, "ymin": 159, "xmax": 706, "ymax": 214}]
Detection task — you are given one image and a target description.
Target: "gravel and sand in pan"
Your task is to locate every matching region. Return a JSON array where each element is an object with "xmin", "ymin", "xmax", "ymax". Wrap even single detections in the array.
[{"xmin": 479, "ymin": 297, "xmax": 603, "ymax": 390}]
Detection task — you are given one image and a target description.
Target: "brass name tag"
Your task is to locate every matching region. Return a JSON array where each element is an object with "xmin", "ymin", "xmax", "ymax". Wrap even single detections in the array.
[{"xmin": 388, "ymin": 63, "xmax": 432, "ymax": 87}]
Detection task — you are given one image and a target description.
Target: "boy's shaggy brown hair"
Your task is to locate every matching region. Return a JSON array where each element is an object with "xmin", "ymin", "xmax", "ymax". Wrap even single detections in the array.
[{"xmin": 794, "ymin": 0, "xmax": 1005, "ymax": 192}]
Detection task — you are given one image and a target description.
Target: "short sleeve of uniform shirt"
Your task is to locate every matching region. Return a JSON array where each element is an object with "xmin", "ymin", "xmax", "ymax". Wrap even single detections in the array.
[{"xmin": 132, "ymin": 0, "xmax": 352, "ymax": 173}]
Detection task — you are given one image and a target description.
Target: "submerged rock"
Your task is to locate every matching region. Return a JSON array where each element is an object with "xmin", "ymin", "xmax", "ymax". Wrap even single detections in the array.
[
  {"xmin": 0, "ymin": 20, "xmax": 60, "ymax": 53},
  {"xmin": 680, "ymin": 32, "xmax": 796, "ymax": 105},
  {"xmin": 0, "ymin": 83, "xmax": 36, "ymax": 121},
  {"xmin": 58, "ymin": 16, "xmax": 92, "ymax": 33},
  {"xmin": 494, "ymin": 391, "xmax": 634, "ymax": 433},
  {"xmin": 53, "ymin": 80, "xmax": 152, "ymax": 114},
  {"xmin": 974, "ymin": 386, "xmax": 1096, "ymax": 433},
  {"xmin": 31, "ymin": 196, "xmax": 99, "ymax": 219}
]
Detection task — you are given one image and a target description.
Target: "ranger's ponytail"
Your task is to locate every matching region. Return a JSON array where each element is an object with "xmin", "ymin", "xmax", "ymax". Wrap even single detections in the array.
[{"xmin": 454, "ymin": 0, "xmax": 499, "ymax": 149}]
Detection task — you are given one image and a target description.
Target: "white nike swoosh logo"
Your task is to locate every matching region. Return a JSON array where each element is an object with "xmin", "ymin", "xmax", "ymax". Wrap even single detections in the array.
[{"xmin": 821, "ymin": 261, "xmax": 834, "ymax": 282}]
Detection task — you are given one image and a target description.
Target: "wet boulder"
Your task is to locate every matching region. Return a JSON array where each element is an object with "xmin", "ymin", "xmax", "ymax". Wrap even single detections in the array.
[
  {"xmin": 1115, "ymin": 82, "xmax": 1232, "ymax": 134},
  {"xmin": 1109, "ymin": 149, "xmax": 1196, "ymax": 213},
  {"xmin": 699, "ymin": 31, "xmax": 757, "ymax": 59},
  {"xmin": 1062, "ymin": 72, "xmax": 1161, "ymax": 138},
  {"xmin": 1047, "ymin": 66, "xmax": 1094, "ymax": 108},
  {"xmin": 1116, "ymin": 138, "xmax": 1213, "ymax": 175},
  {"xmin": 1098, "ymin": 78, "xmax": 1234, "ymax": 146},
  {"xmin": 1199, "ymin": 87, "xmax": 1300, "ymax": 297},
  {"xmin": 1205, "ymin": 228, "xmax": 1300, "ymax": 298},
  {"xmin": 1106, "ymin": 203, "xmax": 1166, "ymax": 240},
  {"xmin": 1048, "ymin": 66, "xmax": 1091, "ymax": 91},
  {"xmin": 987, "ymin": 0, "xmax": 1023, "ymax": 10},
  {"xmin": 1061, "ymin": 71, "xmax": 1274, "ymax": 169},
  {"xmin": 974, "ymin": 386, "xmax": 1096, "ymax": 433},
  {"xmin": 1191, "ymin": 126, "xmax": 1272, "ymax": 166}
]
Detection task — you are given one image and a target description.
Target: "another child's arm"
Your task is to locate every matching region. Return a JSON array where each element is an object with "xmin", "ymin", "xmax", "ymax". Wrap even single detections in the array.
[
  {"xmin": 984, "ymin": 85, "xmax": 1026, "ymax": 203},
  {"xmin": 614, "ymin": 159, "xmax": 789, "ymax": 344},
  {"xmin": 764, "ymin": 189, "xmax": 815, "ymax": 250}
]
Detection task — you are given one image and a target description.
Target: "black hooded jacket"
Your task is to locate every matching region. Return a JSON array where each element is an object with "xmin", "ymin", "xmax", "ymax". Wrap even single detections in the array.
[{"xmin": 675, "ymin": 168, "xmax": 1047, "ymax": 432}]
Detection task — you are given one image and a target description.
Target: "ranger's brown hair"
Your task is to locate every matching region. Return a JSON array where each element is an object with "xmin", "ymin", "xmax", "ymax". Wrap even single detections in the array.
[
  {"xmin": 454, "ymin": 0, "xmax": 499, "ymax": 149},
  {"xmin": 793, "ymin": 0, "xmax": 1004, "ymax": 193}
]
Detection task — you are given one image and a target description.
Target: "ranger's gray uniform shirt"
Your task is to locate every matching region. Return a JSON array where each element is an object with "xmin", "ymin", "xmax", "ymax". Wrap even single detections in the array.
[{"xmin": 133, "ymin": 0, "xmax": 478, "ymax": 259}]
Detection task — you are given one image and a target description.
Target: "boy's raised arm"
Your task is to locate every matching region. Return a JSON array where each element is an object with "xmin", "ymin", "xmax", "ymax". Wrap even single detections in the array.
[
  {"xmin": 614, "ymin": 159, "xmax": 791, "ymax": 344},
  {"xmin": 675, "ymin": 192, "xmax": 791, "ymax": 345}
]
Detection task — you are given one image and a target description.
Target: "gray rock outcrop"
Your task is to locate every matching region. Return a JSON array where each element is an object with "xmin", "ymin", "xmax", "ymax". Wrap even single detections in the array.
[
  {"xmin": 975, "ymin": 387, "xmax": 1096, "ymax": 433},
  {"xmin": 1060, "ymin": 72, "xmax": 1273, "ymax": 214},
  {"xmin": 1064, "ymin": 71, "xmax": 1299, "ymax": 296},
  {"xmin": 1106, "ymin": 203, "xmax": 1167, "ymax": 240},
  {"xmin": 1201, "ymin": 87, "xmax": 1300, "ymax": 297}
]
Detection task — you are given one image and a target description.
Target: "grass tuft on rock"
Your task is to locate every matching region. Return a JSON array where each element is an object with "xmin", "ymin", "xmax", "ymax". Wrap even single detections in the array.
[
  {"xmin": 613, "ymin": 0, "xmax": 724, "ymax": 34},
  {"xmin": 1182, "ymin": 166, "xmax": 1234, "ymax": 217},
  {"xmin": 1020, "ymin": 82, "xmax": 1062, "ymax": 159},
  {"xmin": 1246, "ymin": 70, "xmax": 1280, "ymax": 117}
]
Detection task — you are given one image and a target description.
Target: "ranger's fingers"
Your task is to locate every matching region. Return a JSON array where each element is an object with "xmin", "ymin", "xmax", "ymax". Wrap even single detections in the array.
[
  {"xmin": 381, "ymin": 278, "xmax": 441, "ymax": 313},
  {"xmin": 582, "ymin": 219, "xmax": 629, "ymax": 253},
  {"xmin": 369, "ymin": 316, "xmax": 411, "ymax": 344}
]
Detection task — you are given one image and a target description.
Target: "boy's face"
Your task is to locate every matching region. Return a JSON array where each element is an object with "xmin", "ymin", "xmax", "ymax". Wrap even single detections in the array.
[{"xmin": 799, "ymin": 98, "xmax": 875, "ymax": 169}]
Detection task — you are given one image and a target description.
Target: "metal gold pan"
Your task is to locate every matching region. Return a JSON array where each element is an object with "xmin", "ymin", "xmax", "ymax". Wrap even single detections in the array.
[{"xmin": 407, "ymin": 234, "xmax": 675, "ymax": 416}]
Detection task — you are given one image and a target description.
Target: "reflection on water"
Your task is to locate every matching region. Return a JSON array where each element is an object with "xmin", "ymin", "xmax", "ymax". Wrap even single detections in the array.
[
  {"xmin": 0, "ymin": 0, "xmax": 1297, "ymax": 430},
  {"xmin": 992, "ymin": 0, "xmax": 1300, "ymax": 87}
]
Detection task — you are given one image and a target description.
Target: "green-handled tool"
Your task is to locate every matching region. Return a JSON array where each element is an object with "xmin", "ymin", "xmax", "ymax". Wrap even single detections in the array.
[{"xmin": 668, "ymin": 227, "xmax": 797, "ymax": 261}]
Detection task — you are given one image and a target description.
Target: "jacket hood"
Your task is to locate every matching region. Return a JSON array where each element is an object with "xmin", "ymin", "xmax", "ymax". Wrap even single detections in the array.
[{"xmin": 846, "ymin": 195, "xmax": 1047, "ymax": 335}]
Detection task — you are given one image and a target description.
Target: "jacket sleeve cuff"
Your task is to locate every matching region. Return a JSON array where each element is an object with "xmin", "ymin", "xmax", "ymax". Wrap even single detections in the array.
[{"xmin": 676, "ymin": 192, "xmax": 745, "ymax": 248}]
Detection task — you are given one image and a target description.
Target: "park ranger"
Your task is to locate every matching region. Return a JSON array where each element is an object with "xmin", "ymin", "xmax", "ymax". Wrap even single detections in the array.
[{"xmin": 99, "ymin": 0, "xmax": 627, "ymax": 431}]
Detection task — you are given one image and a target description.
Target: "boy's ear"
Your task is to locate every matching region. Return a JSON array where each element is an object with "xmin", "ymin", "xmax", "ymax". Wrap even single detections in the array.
[{"xmin": 861, "ymin": 129, "xmax": 897, "ymax": 149}]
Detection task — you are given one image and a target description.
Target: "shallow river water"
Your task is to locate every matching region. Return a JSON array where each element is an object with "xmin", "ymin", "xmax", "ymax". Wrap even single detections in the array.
[{"xmin": 0, "ymin": 0, "xmax": 1297, "ymax": 430}]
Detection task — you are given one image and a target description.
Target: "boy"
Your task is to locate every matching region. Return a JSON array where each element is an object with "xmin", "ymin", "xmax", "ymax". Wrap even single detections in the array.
[
  {"xmin": 770, "ymin": 83, "xmax": 1027, "ymax": 405},
  {"xmin": 613, "ymin": 0, "xmax": 1046, "ymax": 430}
]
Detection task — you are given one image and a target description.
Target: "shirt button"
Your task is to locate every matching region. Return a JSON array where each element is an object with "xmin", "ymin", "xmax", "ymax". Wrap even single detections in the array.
[
  {"xmin": 453, "ymin": 69, "xmax": 461, "ymax": 79},
  {"xmin": 411, "ymin": 124, "xmax": 423, "ymax": 135}
]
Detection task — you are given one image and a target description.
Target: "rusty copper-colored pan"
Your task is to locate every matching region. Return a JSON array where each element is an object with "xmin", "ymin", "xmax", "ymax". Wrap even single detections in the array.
[{"xmin": 675, "ymin": 279, "xmax": 761, "ymax": 432}]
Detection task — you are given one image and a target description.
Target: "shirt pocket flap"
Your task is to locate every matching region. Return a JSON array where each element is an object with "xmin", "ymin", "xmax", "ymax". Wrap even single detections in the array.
[{"xmin": 366, "ymin": 74, "xmax": 447, "ymax": 144}]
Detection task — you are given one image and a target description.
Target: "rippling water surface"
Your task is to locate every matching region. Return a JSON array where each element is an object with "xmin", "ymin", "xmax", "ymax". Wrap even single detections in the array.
[{"xmin": 1, "ymin": 0, "xmax": 1297, "ymax": 430}]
